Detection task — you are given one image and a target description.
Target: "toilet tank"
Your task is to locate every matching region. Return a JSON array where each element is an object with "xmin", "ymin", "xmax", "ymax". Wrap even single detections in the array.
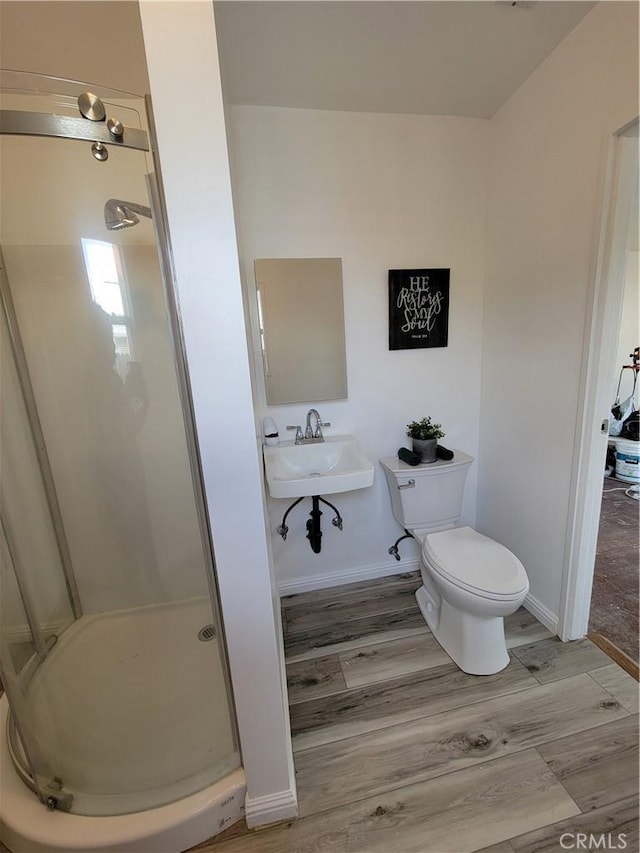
[{"xmin": 380, "ymin": 451, "xmax": 473, "ymax": 531}]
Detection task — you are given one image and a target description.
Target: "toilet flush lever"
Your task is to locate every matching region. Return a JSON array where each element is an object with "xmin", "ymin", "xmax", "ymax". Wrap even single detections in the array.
[{"xmin": 398, "ymin": 479, "xmax": 415, "ymax": 490}]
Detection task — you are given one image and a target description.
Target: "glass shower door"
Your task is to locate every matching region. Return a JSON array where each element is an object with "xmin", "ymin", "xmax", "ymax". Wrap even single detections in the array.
[
  {"xmin": 0, "ymin": 84, "xmax": 239, "ymax": 815},
  {"xmin": 1, "ymin": 256, "xmax": 79, "ymax": 808}
]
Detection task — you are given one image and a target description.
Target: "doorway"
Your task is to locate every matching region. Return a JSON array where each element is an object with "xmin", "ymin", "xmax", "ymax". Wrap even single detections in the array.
[
  {"xmin": 589, "ymin": 155, "xmax": 638, "ymax": 662},
  {"xmin": 560, "ymin": 119, "xmax": 639, "ymax": 661}
]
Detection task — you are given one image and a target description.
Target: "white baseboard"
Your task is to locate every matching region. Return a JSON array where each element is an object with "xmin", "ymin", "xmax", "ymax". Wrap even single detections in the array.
[
  {"xmin": 524, "ymin": 592, "xmax": 559, "ymax": 636},
  {"xmin": 245, "ymin": 787, "xmax": 298, "ymax": 829},
  {"xmin": 277, "ymin": 557, "xmax": 420, "ymax": 596}
]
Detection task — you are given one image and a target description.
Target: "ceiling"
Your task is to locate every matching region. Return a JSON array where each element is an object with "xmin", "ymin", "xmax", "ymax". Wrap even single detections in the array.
[
  {"xmin": 214, "ymin": 0, "xmax": 597, "ymax": 118},
  {"xmin": 0, "ymin": 1, "xmax": 150, "ymax": 96}
]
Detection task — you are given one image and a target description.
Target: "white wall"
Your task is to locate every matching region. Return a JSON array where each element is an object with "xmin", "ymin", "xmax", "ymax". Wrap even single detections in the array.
[
  {"xmin": 480, "ymin": 1, "xmax": 639, "ymax": 629},
  {"xmin": 228, "ymin": 106, "xmax": 489, "ymax": 591}
]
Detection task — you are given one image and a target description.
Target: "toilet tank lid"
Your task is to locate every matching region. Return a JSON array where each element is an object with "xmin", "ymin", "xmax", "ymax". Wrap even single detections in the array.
[
  {"xmin": 379, "ymin": 450, "xmax": 474, "ymax": 474},
  {"xmin": 423, "ymin": 527, "xmax": 528, "ymax": 597}
]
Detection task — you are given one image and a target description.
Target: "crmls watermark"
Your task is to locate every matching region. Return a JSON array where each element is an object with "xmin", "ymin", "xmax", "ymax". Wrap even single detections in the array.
[{"xmin": 560, "ymin": 832, "xmax": 628, "ymax": 850}]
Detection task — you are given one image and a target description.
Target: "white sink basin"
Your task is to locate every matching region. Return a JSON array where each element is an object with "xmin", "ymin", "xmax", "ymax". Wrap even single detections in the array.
[{"xmin": 263, "ymin": 434, "xmax": 375, "ymax": 499}]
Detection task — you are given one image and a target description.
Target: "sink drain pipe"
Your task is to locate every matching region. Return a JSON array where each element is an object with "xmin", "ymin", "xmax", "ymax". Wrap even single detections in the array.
[{"xmin": 276, "ymin": 495, "xmax": 343, "ymax": 553}]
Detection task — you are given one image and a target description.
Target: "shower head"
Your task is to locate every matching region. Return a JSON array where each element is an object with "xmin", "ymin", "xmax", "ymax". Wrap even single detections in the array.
[{"xmin": 104, "ymin": 199, "xmax": 152, "ymax": 231}]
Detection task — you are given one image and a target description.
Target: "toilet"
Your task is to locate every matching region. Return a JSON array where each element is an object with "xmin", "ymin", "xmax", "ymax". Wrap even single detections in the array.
[{"xmin": 380, "ymin": 451, "xmax": 529, "ymax": 675}]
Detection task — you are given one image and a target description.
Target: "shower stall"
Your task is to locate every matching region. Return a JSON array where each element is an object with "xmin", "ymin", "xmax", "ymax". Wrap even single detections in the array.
[{"xmin": 0, "ymin": 72, "xmax": 243, "ymax": 851}]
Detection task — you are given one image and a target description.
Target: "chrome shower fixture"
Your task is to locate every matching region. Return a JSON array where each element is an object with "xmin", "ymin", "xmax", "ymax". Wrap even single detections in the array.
[{"xmin": 104, "ymin": 199, "xmax": 152, "ymax": 231}]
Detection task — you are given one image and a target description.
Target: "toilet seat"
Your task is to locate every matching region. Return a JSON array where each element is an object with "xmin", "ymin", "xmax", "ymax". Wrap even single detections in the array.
[{"xmin": 422, "ymin": 526, "xmax": 529, "ymax": 601}]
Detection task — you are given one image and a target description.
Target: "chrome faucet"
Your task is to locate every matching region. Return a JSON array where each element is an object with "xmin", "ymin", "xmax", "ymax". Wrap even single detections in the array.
[
  {"xmin": 286, "ymin": 409, "xmax": 331, "ymax": 444},
  {"xmin": 305, "ymin": 408, "xmax": 323, "ymax": 440},
  {"xmin": 286, "ymin": 424, "xmax": 304, "ymax": 443}
]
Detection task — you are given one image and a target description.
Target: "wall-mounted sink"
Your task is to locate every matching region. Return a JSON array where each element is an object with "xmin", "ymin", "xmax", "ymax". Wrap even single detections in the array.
[{"xmin": 263, "ymin": 435, "xmax": 374, "ymax": 498}]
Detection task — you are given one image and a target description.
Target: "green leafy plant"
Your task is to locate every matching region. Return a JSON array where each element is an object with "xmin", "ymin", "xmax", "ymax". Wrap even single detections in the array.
[{"xmin": 406, "ymin": 417, "xmax": 445, "ymax": 441}]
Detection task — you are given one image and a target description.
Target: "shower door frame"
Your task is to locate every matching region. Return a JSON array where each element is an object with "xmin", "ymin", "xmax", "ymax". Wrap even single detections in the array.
[
  {"xmin": 0, "ymin": 263, "xmax": 77, "ymax": 811},
  {"xmin": 0, "ymin": 251, "xmax": 82, "ymax": 623},
  {"xmin": 143, "ymin": 95, "xmax": 240, "ymax": 741},
  {"xmin": 0, "ymin": 83, "xmax": 240, "ymax": 809}
]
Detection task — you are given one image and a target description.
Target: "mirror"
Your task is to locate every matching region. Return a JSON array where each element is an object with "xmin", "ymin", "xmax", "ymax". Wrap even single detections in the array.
[{"xmin": 254, "ymin": 258, "xmax": 348, "ymax": 405}]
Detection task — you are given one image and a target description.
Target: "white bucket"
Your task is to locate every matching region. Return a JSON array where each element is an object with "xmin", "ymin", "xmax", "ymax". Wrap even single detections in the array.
[{"xmin": 615, "ymin": 438, "xmax": 640, "ymax": 484}]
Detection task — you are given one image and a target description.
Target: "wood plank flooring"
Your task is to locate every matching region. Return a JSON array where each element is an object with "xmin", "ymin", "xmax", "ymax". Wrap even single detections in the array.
[
  {"xmin": 195, "ymin": 571, "xmax": 638, "ymax": 853},
  {"xmin": 589, "ymin": 475, "xmax": 639, "ymax": 663}
]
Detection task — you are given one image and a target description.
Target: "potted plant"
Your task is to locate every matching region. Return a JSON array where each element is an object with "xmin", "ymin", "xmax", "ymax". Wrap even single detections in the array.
[{"xmin": 406, "ymin": 416, "xmax": 445, "ymax": 463}]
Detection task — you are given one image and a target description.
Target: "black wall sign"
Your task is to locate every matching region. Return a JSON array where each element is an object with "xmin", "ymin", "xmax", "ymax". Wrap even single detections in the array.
[{"xmin": 388, "ymin": 268, "xmax": 450, "ymax": 350}]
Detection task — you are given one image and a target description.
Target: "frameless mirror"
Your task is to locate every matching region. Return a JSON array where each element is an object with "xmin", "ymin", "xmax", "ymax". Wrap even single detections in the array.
[{"xmin": 254, "ymin": 258, "xmax": 348, "ymax": 405}]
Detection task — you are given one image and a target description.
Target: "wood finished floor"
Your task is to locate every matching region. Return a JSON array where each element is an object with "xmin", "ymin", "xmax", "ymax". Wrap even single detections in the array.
[
  {"xmin": 195, "ymin": 571, "xmax": 639, "ymax": 853},
  {"xmin": 589, "ymin": 475, "xmax": 639, "ymax": 662}
]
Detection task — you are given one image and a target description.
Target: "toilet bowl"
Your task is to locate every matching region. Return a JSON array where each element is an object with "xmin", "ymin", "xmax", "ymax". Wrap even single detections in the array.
[
  {"xmin": 380, "ymin": 453, "xmax": 530, "ymax": 675},
  {"xmin": 414, "ymin": 525, "xmax": 529, "ymax": 674}
]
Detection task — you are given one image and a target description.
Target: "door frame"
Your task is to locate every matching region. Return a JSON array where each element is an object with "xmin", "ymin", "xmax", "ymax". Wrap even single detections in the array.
[{"xmin": 559, "ymin": 117, "xmax": 639, "ymax": 641}]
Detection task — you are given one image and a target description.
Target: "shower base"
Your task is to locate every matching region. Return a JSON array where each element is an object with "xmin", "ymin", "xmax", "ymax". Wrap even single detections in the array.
[{"xmin": 0, "ymin": 599, "xmax": 245, "ymax": 852}]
